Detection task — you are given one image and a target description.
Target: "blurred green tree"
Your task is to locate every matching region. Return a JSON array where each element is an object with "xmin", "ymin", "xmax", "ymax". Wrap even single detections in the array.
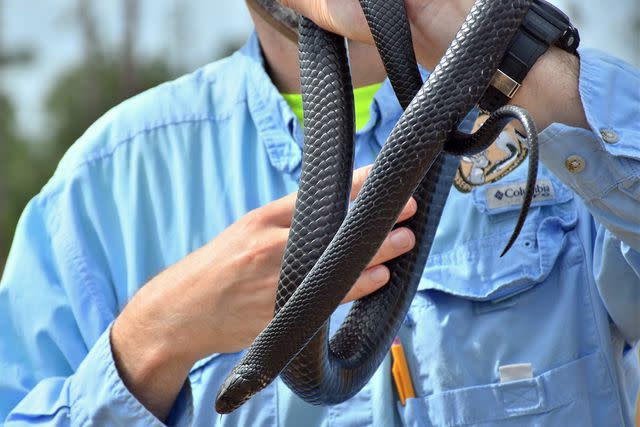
[
  {"xmin": 0, "ymin": 94, "xmax": 47, "ymax": 273},
  {"xmin": 1, "ymin": 0, "xmax": 245, "ymax": 272},
  {"xmin": 0, "ymin": 0, "xmax": 40, "ymax": 273},
  {"xmin": 0, "ymin": 0, "xmax": 177, "ymax": 272},
  {"xmin": 44, "ymin": 0, "xmax": 174, "ymax": 160}
]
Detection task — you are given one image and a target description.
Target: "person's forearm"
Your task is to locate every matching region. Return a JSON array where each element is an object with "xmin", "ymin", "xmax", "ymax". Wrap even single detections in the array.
[{"xmin": 409, "ymin": 5, "xmax": 589, "ymax": 132}]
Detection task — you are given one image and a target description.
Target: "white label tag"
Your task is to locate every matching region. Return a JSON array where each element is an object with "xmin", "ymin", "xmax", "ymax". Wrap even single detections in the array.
[
  {"xmin": 486, "ymin": 179, "xmax": 555, "ymax": 210},
  {"xmin": 499, "ymin": 363, "xmax": 534, "ymax": 383}
]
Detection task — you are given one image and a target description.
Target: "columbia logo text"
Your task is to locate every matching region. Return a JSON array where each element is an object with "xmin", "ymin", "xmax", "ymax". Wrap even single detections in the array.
[{"xmin": 493, "ymin": 184, "xmax": 552, "ymax": 200}]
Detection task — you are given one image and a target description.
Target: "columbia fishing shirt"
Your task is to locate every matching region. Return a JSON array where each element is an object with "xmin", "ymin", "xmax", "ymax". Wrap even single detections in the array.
[{"xmin": 1, "ymin": 33, "xmax": 639, "ymax": 426}]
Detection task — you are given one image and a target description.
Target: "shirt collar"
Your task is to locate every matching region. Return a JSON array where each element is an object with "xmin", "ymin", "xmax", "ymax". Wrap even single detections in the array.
[
  {"xmin": 238, "ymin": 31, "xmax": 414, "ymax": 173},
  {"xmin": 238, "ymin": 32, "xmax": 303, "ymax": 174}
]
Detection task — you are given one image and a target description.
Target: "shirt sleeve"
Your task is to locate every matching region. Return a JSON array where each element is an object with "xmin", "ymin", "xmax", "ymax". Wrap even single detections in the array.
[
  {"xmin": 0, "ymin": 191, "xmax": 193, "ymax": 426},
  {"xmin": 538, "ymin": 48, "xmax": 640, "ymax": 344}
]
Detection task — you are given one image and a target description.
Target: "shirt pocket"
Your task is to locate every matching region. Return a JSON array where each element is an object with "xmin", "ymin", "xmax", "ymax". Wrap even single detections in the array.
[
  {"xmin": 394, "ymin": 170, "xmax": 618, "ymax": 426},
  {"xmin": 399, "ymin": 351, "xmax": 614, "ymax": 426},
  {"xmin": 188, "ymin": 352, "xmax": 277, "ymax": 427}
]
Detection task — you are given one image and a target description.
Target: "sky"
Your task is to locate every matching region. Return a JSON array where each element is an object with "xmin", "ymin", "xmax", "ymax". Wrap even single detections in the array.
[
  {"xmin": 2, "ymin": 0, "xmax": 254, "ymax": 138},
  {"xmin": 2, "ymin": 0, "xmax": 638, "ymax": 139}
]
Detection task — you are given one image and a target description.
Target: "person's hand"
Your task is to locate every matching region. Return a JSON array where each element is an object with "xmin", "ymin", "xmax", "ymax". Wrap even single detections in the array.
[
  {"xmin": 110, "ymin": 165, "xmax": 417, "ymax": 419},
  {"xmin": 278, "ymin": 0, "xmax": 587, "ymax": 130},
  {"xmin": 278, "ymin": 0, "xmax": 474, "ymax": 69}
]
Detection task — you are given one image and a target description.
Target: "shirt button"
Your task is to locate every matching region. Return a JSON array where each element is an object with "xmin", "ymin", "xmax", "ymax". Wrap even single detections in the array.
[
  {"xmin": 565, "ymin": 155, "xmax": 586, "ymax": 173},
  {"xmin": 600, "ymin": 129, "xmax": 620, "ymax": 144}
]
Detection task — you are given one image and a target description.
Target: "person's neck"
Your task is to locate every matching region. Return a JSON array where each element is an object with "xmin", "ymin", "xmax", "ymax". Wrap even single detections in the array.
[{"xmin": 251, "ymin": 10, "xmax": 387, "ymax": 94}]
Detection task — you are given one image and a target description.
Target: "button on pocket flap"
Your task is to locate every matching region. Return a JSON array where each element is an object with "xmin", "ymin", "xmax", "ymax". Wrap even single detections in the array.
[{"xmin": 418, "ymin": 172, "xmax": 576, "ymax": 301}]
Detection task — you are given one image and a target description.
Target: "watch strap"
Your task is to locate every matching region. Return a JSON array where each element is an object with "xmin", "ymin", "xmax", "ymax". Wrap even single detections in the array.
[
  {"xmin": 478, "ymin": 0, "xmax": 579, "ymax": 113},
  {"xmin": 478, "ymin": 28, "xmax": 549, "ymax": 113}
]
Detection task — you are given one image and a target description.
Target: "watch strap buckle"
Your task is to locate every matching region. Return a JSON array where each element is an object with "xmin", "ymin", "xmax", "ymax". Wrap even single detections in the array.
[{"xmin": 490, "ymin": 69, "xmax": 522, "ymax": 99}]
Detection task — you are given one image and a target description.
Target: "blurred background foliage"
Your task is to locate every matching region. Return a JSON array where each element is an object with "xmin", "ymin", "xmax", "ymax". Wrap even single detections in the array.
[
  {"xmin": 0, "ymin": 0, "xmax": 249, "ymax": 272},
  {"xmin": 0, "ymin": 0, "xmax": 638, "ymax": 273}
]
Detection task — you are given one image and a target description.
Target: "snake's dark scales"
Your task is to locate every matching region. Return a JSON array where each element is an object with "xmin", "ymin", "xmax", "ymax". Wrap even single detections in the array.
[{"xmin": 216, "ymin": 0, "xmax": 538, "ymax": 413}]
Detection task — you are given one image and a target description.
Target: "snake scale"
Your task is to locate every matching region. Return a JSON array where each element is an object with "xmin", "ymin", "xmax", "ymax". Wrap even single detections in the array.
[{"xmin": 216, "ymin": 0, "xmax": 538, "ymax": 413}]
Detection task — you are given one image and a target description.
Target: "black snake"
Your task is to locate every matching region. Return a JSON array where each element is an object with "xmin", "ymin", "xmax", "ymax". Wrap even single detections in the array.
[{"xmin": 215, "ymin": 0, "xmax": 538, "ymax": 413}]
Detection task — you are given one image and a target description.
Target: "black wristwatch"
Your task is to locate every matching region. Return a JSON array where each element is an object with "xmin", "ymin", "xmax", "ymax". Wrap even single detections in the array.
[{"xmin": 478, "ymin": 0, "xmax": 580, "ymax": 114}]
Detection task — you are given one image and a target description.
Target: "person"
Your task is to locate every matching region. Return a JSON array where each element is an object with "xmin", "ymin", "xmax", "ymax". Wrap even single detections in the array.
[{"xmin": 1, "ymin": 0, "xmax": 638, "ymax": 425}]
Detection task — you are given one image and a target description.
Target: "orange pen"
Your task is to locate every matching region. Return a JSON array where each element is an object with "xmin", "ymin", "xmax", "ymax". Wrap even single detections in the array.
[{"xmin": 391, "ymin": 336, "xmax": 416, "ymax": 406}]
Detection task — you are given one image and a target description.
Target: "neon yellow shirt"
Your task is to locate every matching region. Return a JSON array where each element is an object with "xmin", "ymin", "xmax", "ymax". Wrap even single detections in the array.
[{"xmin": 282, "ymin": 82, "xmax": 383, "ymax": 132}]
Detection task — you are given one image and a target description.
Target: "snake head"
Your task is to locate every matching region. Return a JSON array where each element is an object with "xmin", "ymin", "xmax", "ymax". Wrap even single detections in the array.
[{"xmin": 215, "ymin": 366, "xmax": 268, "ymax": 414}]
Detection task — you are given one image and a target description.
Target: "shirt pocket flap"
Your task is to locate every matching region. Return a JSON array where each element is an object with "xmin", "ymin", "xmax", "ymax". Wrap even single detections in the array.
[{"xmin": 418, "ymin": 173, "xmax": 576, "ymax": 301}]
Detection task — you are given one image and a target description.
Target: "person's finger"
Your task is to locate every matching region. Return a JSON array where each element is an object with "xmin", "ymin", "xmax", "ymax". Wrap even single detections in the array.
[
  {"xmin": 278, "ymin": 0, "xmax": 371, "ymax": 43},
  {"xmin": 349, "ymin": 165, "xmax": 373, "ymax": 200},
  {"xmin": 342, "ymin": 265, "xmax": 390, "ymax": 303},
  {"xmin": 350, "ymin": 165, "xmax": 418, "ymax": 222},
  {"xmin": 261, "ymin": 191, "xmax": 298, "ymax": 226},
  {"xmin": 396, "ymin": 197, "xmax": 417, "ymax": 224},
  {"xmin": 367, "ymin": 227, "xmax": 415, "ymax": 268}
]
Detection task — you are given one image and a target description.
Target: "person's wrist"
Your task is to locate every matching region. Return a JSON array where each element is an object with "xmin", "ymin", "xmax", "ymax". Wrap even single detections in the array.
[
  {"xmin": 510, "ymin": 46, "xmax": 587, "ymax": 130},
  {"xmin": 111, "ymin": 295, "xmax": 197, "ymax": 420},
  {"xmin": 111, "ymin": 300, "xmax": 196, "ymax": 385}
]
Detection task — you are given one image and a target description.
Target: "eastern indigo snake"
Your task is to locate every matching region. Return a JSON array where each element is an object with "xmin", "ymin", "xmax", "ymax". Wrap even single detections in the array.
[{"xmin": 216, "ymin": 0, "xmax": 538, "ymax": 413}]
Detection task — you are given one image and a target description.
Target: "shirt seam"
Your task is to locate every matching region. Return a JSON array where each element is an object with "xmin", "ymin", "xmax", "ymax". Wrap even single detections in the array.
[
  {"xmin": 44, "ymin": 194, "xmax": 115, "ymax": 330},
  {"xmin": 69, "ymin": 324, "xmax": 109, "ymax": 426},
  {"xmin": 39, "ymin": 106, "xmax": 246, "ymax": 206},
  {"xmin": 586, "ymin": 159, "xmax": 640, "ymax": 203},
  {"xmin": 76, "ymin": 109, "xmax": 245, "ymax": 172}
]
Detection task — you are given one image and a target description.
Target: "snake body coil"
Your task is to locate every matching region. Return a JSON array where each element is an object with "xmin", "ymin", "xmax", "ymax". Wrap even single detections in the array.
[{"xmin": 216, "ymin": 0, "xmax": 538, "ymax": 413}]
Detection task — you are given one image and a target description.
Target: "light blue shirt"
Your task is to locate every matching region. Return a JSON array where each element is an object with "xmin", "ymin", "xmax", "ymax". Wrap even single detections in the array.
[{"xmin": 1, "ymin": 33, "xmax": 639, "ymax": 426}]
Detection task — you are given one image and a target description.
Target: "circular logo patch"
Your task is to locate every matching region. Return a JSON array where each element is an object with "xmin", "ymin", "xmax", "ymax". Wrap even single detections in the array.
[{"xmin": 454, "ymin": 114, "xmax": 530, "ymax": 193}]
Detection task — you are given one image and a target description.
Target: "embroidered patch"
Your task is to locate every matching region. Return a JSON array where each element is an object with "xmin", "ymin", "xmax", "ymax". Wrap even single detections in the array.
[
  {"xmin": 486, "ymin": 179, "xmax": 556, "ymax": 210},
  {"xmin": 454, "ymin": 114, "xmax": 529, "ymax": 193}
]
